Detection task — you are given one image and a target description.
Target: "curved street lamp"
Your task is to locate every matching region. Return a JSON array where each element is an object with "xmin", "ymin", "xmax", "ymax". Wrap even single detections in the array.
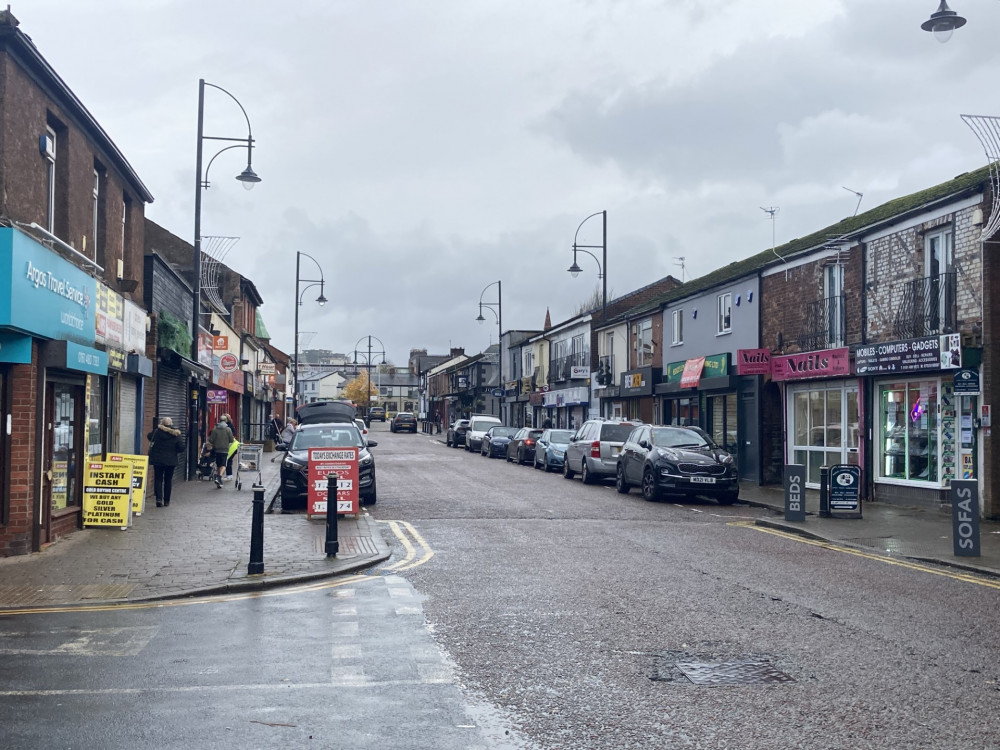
[
  {"xmin": 476, "ymin": 280, "xmax": 503, "ymax": 420},
  {"xmin": 190, "ymin": 78, "xmax": 261, "ymax": 475},
  {"xmin": 921, "ymin": 1, "xmax": 967, "ymax": 43},
  {"xmin": 353, "ymin": 335, "xmax": 387, "ymax": 422},
  {"xmin": 568, "ymin": 210, "xmax": 607, "ymax": 321},
  {"xmin": 293, "ymin": 252, "xmax": 327, "ymax": 408}
]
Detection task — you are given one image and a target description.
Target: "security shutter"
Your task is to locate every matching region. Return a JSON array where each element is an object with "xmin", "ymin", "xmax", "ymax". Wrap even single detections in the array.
[
  {"xmin": 117, "ymin": 376, "xmax": 138, "ymax": 454},
  {"xmin": 157, "ymin": 365, "xmax": 189, "ymax": 482}
]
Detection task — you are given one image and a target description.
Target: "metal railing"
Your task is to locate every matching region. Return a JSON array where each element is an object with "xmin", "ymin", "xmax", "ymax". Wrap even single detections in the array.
[
  {"xmin": 596, "ymin": 354, "xmax": 615, "ymax": 386},
  {"xmin": 796, "ymin": 294, "xmax": 846, "ymax": 351},
  {"xmin": 893, "ymin": 272, "xmax": 957, "ymax": 339},
  {"xmin": 550, "ymin": 351, "xmax": 589, "ymax": 381}
]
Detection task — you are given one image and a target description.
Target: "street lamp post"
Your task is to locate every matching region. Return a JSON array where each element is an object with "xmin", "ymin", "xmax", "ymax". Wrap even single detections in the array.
[
  {"xmin": 293, "ymin": 252, "xmax": 328, "ymax": 410},
  {"xmin": 475, "ymin": 280, "xmax": 502, "ymax": 421},
  {"xmin": 191, "ymin": 78, "xmax": 261, "ymax": 476},
  {"xmin": 353, "ymin": 335, "xmax": 386, "ymax": 423},
  {"xmin": 568, "ymin": 210, "xmax": 607, "ymax": 322}
]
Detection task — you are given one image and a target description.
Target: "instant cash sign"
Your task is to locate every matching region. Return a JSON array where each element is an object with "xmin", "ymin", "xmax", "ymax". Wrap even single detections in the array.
[
  {"xmin": 307, "ymin": 447, "xmax": 359, "ymax": 516},
  {"xmin": 83, "ymin": 461, "xmax": 134, "ymax": 529},
  {"xmin": 106, "ymin": 453, "xmax": 150, "ymax": 515}
]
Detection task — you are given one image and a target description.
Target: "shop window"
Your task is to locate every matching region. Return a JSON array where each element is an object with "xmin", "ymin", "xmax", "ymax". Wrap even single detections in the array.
[
  {"xmin": 879, "ymin": 381, "xmax": 941, "ymax": 483},
  {"xmin": 88, "ymin": 379, "xmax": 104, "ymax": 458}
]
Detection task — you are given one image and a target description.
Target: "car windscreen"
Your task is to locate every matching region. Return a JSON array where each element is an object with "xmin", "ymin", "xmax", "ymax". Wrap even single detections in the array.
[
  {"xmin": 652, "ymin": 427, "xmax": 713, "ymax": 449},
  {"xmin": 290, "ymin": 428, "xmax": 363, "ymax": 450},
  {"xmin": 471, "ymin": 420, "xmax": 498, "ymax": 432},
  {"xmin": 548, "ymin": 430, "xmax": 573, "ymax": 444},
  {"xmin": 599, "ymin": 423, "xmax": 636, "ymax": 442},
  {"xmin": 492, "ymin": 427, "xmax": 518, "ymax": 438}
]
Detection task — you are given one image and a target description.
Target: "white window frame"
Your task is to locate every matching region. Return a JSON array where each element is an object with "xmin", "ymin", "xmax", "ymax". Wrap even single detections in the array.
[
  {"xmin": 92, "ymin": 169, "xmax": 99, "ymax": 254},
  {"xmin": 824, "ymin": 264, "xmax": 844, "ymax": 347},
  {"xmin": 717, "ymin": 293, "xmax": 732, "ymax": 335},
  {"xmin": 671, "ymin": 309, "xmax": 684, "ymax": 346},
  {"xmin": 44, "ymin": 127, "xmax": 56, "ymax": 233},
  {"xmin": 636, "ymin": 319, "xmax": 653, "ymax": 367}
]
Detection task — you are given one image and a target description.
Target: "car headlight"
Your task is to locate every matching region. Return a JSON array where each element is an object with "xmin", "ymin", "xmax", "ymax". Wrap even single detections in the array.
[
  {"xmin": 359, "ymin": 453, "xmax": 374, "ymax": 467},
  {"xmin": 720, "ymin": 453, "xmax": 734, "ymax": 465},
  {"xmin": 658, "ymin": 447, "xmax": 680, "ymax": 461},
  {"xmin": 552, "ymin": 449, "xmax": 564, "ymax": 457},
  {"xmin": 282, "ymin": 455, "xmax": 306, "ymax": 470}
]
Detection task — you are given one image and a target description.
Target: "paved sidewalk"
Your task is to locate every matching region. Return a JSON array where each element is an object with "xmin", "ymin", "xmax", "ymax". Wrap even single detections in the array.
[
  {"xmin": 0, "ymin": 451, "xmax": 391, "ymax": 610},
  {"xmin": 738, "ymin": 482, "xmax": 1000, "ymax": 579}
]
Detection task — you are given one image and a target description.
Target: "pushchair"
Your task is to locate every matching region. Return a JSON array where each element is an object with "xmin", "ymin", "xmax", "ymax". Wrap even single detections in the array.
[{"xmin": 196, "ymin": 443, "xmax": 216, "ymax": 480}]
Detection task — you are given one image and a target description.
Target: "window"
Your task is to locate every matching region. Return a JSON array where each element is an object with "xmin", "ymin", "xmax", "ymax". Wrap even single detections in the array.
[
  {"xmin": 636, "ymin": 319, "xmax": 653, "ymax": 366},
  {"xmin": 924, "ymin": 228, "xmax": 954, "ymax": 330},
  {"xmin": 44, "ymin": 127, "xmax": 56, "ymax": 233},
  {"xmin": 717, "ymin": 293, "xmax": 732, "ymax": 334},
  {"xmin": 671, "ymin": 309, "xmax": 683, "ymax": 345},
  {"xmin": 823, "ymin": 265, "xmax": 844, "ymax": 346},
  {"xmin": 92, "ymin": 169, "xmax": 99, "ymax": 257}
]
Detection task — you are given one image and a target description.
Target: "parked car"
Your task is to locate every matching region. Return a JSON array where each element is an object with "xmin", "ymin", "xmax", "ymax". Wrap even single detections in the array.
[
  {"xmin": 390, "ymin": 412, "xmax": 418, "ymax": 433},
  {"xmin": 278, "ymin": 422, "xmax": 378, "ymax": 509},
  {"xmin": 297, "ymin": 399, "xmax": 356, "ymax": 425},
  {"xmin": 615, "ymin": 424, "xmax": 738, "ymax": 504},
  {"xmin": 563, "ymin": 419, "xmax": 641, "ymax": 484},
  {"xmin": 368, "ymin": 406, "xmax": 386, "ymax": 422},
  {"xmin": 354, "ymin": 418, "xmax": 369, "ymax": 443},
  {"xmin": 506, "ymin": 428, "xmax": 544, "ymax": 465},
  {"xmin": 465, "ymin": 415, "xmax": 502, "ymax": 452},
  {"xmin": 481, "ymin": 426, "xmax": 518, "ymax": 458},
  {"xmin": 446, "ymin": 419, "xmax": 470, "ymax": 448},
  {"xmin": 533, "ymin": 429, "xmax": 574, "ymax": 472}
]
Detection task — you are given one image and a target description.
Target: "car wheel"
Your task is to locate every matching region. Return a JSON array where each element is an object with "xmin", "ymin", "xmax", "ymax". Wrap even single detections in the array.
[
  {"xmin": 534, "ymin": 456, "xmax": 543, "ymax": 470},
  {"xmin": 517, "ymin": 449, "xmax": 525, "ymax": 465},
  {"xmin": 506, "ymin": 451, "xmax": 513, "ymax": 462},
  {"xmin": 616, "ymin": 464, "xmax": 630, "ymax": 494},
  {"xmin": 717, "ymin": 490, "xmax": 739, "ymax": 506},
  {"xmin": 641, "ymin": 468, "xmax": 659, "ymax": 502},
  {"xmin": 563, "ymin": 460, "xmax": 575, "ymax": 479},
  {"xmin": 446, "ymin": 435, "xmax": 451, "ymax": 447},
  {"xmin": 581, "ymin": 461, "xmax": 594, "ymax": 485}
]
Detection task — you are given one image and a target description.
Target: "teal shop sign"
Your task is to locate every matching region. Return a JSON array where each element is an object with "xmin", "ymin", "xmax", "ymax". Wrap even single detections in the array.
[{"xmin": 0, "ymin": 228, "xmax": 96, "ymax": 345}]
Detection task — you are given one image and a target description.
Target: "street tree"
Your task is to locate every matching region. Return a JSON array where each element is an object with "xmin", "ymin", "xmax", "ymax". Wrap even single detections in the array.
[{"xmin": 342, "ymin": 373, "xmax": 378, "ymax": 405}]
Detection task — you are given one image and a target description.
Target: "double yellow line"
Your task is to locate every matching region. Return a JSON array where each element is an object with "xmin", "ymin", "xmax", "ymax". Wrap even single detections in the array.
[
  {"xmin": 378, "ymin": 520, "xmax": 435, "ymax": 572},
  {"xmin": 733, "ymin": 521, "xmax": 1000, "ymax": 590}
]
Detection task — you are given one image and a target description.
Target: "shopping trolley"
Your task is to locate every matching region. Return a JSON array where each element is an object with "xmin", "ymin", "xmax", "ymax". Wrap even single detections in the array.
[{"xmin": 234, "ymin": 443, "xmax": 263, "ymax": 490}]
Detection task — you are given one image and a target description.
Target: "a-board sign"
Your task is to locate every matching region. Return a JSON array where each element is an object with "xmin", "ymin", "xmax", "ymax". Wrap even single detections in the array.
[
  {"xmin": 829, "ymin": 464, "xmax": 861, "ymax": 516},
  {"xmin": 307, "ymin": 447, "xmax": 359, "ymax": 516},
  {"xmin": 951, "ymin": 480, "xmax": 980, "ymax": 557},
  {"xmin": 783, "ymin": 464, "xmax": 806, "ymax": 522},
  {"xmin": 82, "ymin": 461, "xmax": 133, "ymax": 529},
  {"xmin": 106, "ymin": 453, "xmax": 149, "ymax": 515}
]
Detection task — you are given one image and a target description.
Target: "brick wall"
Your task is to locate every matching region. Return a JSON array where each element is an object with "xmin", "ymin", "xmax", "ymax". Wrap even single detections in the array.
[{"xmin": 1, "ymin": 354, "xmax": 36, "ymax": 556}]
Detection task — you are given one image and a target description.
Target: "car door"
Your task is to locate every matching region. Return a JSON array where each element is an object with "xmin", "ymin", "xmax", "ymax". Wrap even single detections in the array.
[
  {"xmin": 622, "ymin": 427, "xmax": 641, "ymax": 484},
  {"xmin": 568, "ymin": 423, "xmax": 588, "ymax": 471}
]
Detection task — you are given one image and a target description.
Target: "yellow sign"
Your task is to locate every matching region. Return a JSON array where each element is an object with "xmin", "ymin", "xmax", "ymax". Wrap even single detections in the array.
[
  {"xmin": 106, "ymin": 453, "xmax": 150, "ymax": 515},
  {"xmin": 83, "ymin": 462, "xmax": 133, "ymax": 529}
]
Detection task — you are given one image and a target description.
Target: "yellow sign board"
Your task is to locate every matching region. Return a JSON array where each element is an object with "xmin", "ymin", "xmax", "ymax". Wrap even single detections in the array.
[
  {"xmin": 106, "ymin": 453, "xmax": 150, "ymax": 515},
  {"xmin": 82, "ymin": 462, "xmax": 133, "ymax": 529}
]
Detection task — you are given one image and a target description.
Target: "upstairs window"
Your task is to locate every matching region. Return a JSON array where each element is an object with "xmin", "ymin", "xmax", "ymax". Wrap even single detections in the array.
[
  {"xmin": 636, "ymin": 319, "xmax": 653, "ymax": 366},
  {"xmin": 718, "ymin": 293, "xmax": 732, "ymax": 334},
  {"xmin": 671, "ymin": 309, "xmax": 684, "ymax": 345},
  {"xmin": 43, "ymin": 127, "xmax": 56, "ymax": 233}
]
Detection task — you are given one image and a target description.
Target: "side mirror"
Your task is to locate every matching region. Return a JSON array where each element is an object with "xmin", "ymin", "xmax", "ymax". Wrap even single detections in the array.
[
  {"xmin": 276, "ymin": 443, "xmax": 288, "ymax": 452},
  {"xmin": 367, "ymin": 440, "xmax": 378, "ymax": 448}
]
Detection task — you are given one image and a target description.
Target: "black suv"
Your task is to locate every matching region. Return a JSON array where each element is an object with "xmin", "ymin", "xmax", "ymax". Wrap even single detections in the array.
[
  {"xmin": 368, "ymin": 407, "xmax": 386, "ymax": 422},
  {"xmin": 390, "ymin": 412, "xmax": 417, "ymax": 433},
  {"xmin": 279, "ymin": 423, "xmax": 378, "ymax": 508},
  {"xmin": 446, "ymin": 419, "xmax": 470, "ymax": 447}
]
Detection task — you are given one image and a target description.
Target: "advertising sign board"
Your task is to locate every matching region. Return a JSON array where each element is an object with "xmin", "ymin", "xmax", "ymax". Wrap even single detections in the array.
[
  {"xmin": 106, "ymin": 453, "xmax": 150, "ymax": 515},
  {"xmin": 82, "ymin": 461, "xmax": 133, "ymax": 529},
  {"xmin": 307, "ymin": 447, "xmax": 359, "ymax": 516},
  {"xmin": 829, "ymin": 464, "xmax": 861, "ymax": 516},
  {"xmin": 953, "ymin": 368, "xmax": 980, "ymax": 395},
  {"xmin": 783, "ymin": 464, "xmax": 806, "ymax": 522},
  {"xmin": 855, "ymin": 334, "xmax": 961, "ymax": 375},
  {"xmin": 951, "ymin": 480, "xmax": 980, "ymax": 557}
]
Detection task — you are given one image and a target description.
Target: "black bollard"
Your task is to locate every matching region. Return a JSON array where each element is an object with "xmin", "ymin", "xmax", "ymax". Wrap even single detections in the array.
[
  {"xmin": 325, "ymin": 474, "xmax": 339, "ymax": 557},
  {"xmin": 248, "ymin": 484, "xmax": 265, "ymax": 575},
  {"xmin": 819, "ymin": 466, "xmax": 831, "ymax": 518}
]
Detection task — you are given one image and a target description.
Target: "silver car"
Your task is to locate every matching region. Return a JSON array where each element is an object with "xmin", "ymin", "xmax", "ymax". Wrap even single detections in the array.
[{"xmin": 563, "ymin": 419, "xmax": 641, "ymax": 484}]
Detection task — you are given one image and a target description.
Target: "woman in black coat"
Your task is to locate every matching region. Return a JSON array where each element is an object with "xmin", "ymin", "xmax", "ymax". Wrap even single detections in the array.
[{"xmin": 148, "ymin": 417, "xmax": 184, "ymax": 507}]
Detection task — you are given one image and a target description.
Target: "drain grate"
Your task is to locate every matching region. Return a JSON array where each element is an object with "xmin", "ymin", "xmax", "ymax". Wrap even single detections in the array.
[{"xmin": 675, "ymin": 660, "xmax": 794, "ymax": 686}]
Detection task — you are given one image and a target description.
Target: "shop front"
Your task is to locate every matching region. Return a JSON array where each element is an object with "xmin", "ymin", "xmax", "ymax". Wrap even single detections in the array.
[
  {"xmin": 771, "ymin": 347, "xmax": 859, "ymax": 490},
  {"xmin": 542, "ymin": 386, "xmax": 588, "ymax": 430},
  {"xmin": 855, "ymin": 334, "xmax": 972, "ymax": 509},
  {"xmin": 618, "ymin": 367, "xmax": 659, "ymax": 424}
]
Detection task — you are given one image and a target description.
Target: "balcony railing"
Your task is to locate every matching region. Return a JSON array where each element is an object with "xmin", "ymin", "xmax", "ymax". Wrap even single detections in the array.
[
  {"xmin": 796, "ymin": 294, "xmax": 846, "ymax": 351},
  {"xmin": 596, "ymin": 354, "xmax": 615, "ymax": 386},
  {"xmin": 550, "ymin": 351, "xmax": 589, "ymax": 381},
  {"xmin": 893, "ymin": 272, "xmax": 957, "ymax": 339}
]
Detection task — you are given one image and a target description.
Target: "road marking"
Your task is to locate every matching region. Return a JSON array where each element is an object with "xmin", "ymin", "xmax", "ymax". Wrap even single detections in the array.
[
  {"xmin": 379, "ymin": 520, "xmax": 435, "ymax": 572},
  {"xmin": 0, "ymin": 626, "xmax": 157, "ymax": 656},
  {"xmin": 732, "ymin": 521, "xmax": 1000, "ymax": 590}
]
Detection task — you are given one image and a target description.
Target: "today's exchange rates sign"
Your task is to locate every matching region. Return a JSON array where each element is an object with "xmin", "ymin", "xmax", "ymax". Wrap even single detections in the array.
[{"xmin": 307, "ymin": 447, "xmax": 359, "ymax": 516}]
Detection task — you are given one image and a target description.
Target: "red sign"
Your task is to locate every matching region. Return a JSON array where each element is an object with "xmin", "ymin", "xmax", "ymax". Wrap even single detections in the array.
[
  {"xmin": 737, "ymin": 348, "xmax": 771, "ymax": 376},
  {"xmin": 680, "ymin": 357, "xmax": 706, "ymax": 388},
  {"xmin": 306, "ymin": 447, "xmax": 359, "ymax": 516},
  {"xmin": 219, "ymin": 353, "xmax": 239, "ymax": 372},
  {"xmin": 771, "ymin": 348, "xmax": 851, "ymax": 381},
  {"xmin": 213, "ymin": 335, "xmax": 228, "ymax": 350}
]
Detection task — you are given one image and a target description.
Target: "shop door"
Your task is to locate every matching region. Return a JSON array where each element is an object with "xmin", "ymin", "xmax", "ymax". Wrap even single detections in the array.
[
  {"xmin": 789, "ymin": 384, "xmax": 859, "ymax": 487},
  {"xmin": 738, "ymin": 380, "xmax": 760, "ymax": 482},
  {"xmin": 117, "ymin": 376, "xmax": 138, "ymax": 454},
  {"xmin": 44, "ymin": 381, "xmax": 84, "ymax": 542}
]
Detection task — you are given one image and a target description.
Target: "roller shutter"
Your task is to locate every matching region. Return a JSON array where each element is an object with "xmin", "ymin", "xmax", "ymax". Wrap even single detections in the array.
[
  {"xmin": 157, "ymin": 365, "xmax": 189, "ymax": 482},
  {"xmin": 116, "ymin": 376, "xmax": 138, "ymax": 454}
]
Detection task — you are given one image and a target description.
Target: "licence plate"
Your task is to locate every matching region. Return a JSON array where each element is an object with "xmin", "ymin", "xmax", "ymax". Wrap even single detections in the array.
[{"xmin": 690, "ymin": 476, "xmax": 716, "ymax": 484}]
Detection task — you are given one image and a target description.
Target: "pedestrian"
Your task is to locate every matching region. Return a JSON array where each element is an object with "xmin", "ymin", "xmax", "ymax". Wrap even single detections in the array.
[
  {"xmin": 208, "ymin": 414, "xmax": 234, "ymax": 489},
  {"xmin": 268, "ymin": 414, "xmax": 284, "ymax": 441},
  {"xmin": 222, "ymin": 414, "xmax": 238, "ymax": 480},
  {"xmin": 279, "ymin": 418, "xmax": 298, "ymax": 446},
  {"xmin": 147, "ymin": 417, "xmax": 184, "ymax": 507},
  {"xmin": 541, "ymin": 417, "xmax": 552, "ymax": 429}
]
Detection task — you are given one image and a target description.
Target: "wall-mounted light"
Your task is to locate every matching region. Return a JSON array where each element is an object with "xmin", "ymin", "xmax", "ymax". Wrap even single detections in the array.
[
  {"xmin": 747, "ymin": 291, "xmax": 754, "ymax": 303},
  {"xmin": 692, "ymin": 309, "xmax": 697, "ymax": 319},
  {"xmin": 972, "ymin": 207, "xmax": 984, "ymax": 226},
  {"xmin": 735, "ymin": 294, "xmax": 741, "ymax": 307}
]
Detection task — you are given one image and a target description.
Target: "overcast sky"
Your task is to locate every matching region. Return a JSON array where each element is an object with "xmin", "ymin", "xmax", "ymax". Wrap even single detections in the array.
[{"xmin": 18, "ymin": 0, "xmax": 1000, "ymax": 366}]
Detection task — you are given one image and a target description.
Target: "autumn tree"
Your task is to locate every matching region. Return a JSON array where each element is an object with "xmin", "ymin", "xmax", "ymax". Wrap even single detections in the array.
[{"xmin": 341, "ymin": 373, "xmax": 378, "ymax": 405}]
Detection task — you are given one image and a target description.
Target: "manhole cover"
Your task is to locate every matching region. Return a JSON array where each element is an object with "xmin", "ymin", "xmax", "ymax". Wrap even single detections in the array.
[{"xmin": 674, "ymin": 660, "xmax": 795, "ymax": 686}]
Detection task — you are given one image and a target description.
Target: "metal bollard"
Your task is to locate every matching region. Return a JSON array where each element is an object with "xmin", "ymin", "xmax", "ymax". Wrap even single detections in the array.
[
  {"xmin": 325, "ymin": 474, "xmax": 339, "ymax": 557},
  {"xmin": 819, "ymin": 466, "xmax": 831, "ymax": 518},
  {"xmin": 248, "ymin": 484, "xmax": 265, "ymax": 575}
]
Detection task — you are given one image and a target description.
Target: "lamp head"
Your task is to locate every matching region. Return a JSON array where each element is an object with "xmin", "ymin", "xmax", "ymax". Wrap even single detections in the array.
[
  {"xmin": 921, "ymin": 0, "xmax": 966, "ymax": 43},
  {"xmin": 236, "ymin": 165, "xmax": 261, "ymax": 190},
  {"xmin": 316, "ymin": 292, "xmax": 328, "ymax": 306},
  {"xmin": 567, "ymin": 260, "xmax": 583, "ymax": 278},
  {"xmin": 476, "ymin": 310, "xmax": 486, "ymax": 324}
]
